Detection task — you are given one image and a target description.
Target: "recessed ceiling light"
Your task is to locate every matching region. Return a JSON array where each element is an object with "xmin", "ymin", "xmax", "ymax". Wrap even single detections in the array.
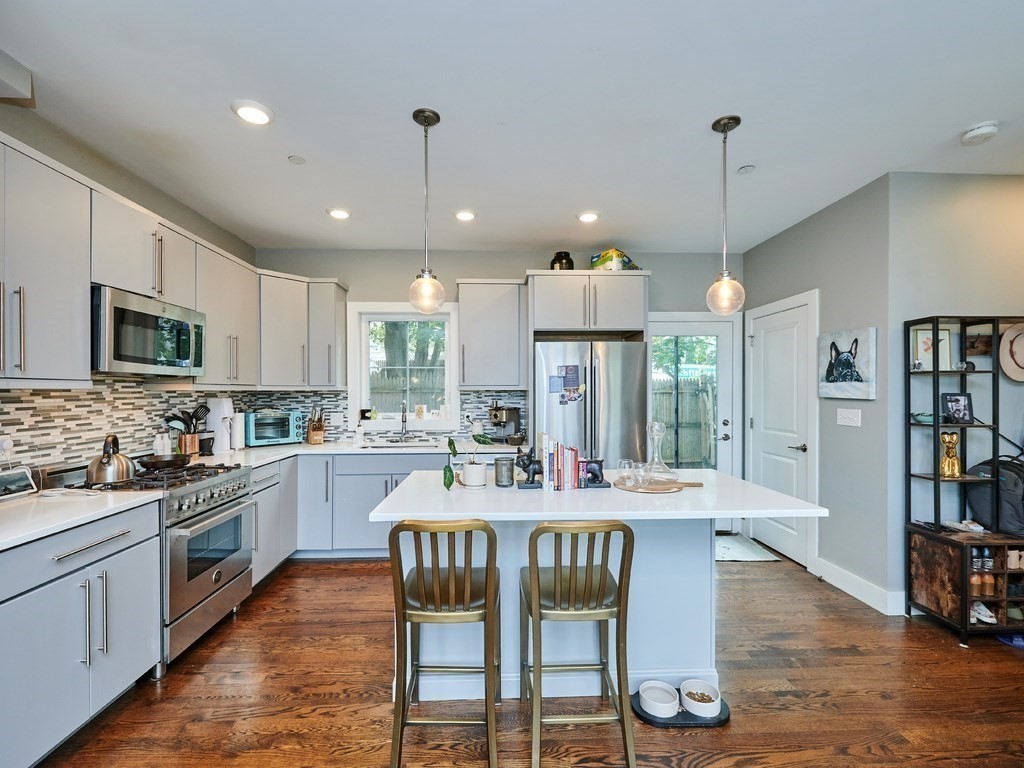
[
  {"xmin": 326, "ymin": 208, "xmax": 350, "ymax": 220},
  {"xmin": 288, "ymin": 155, "xmax": 306, "ymax": 165},
  {"xmin": 230, "ymin": 100, "xmax": 275, "ymax": 125},
  {"xmin": 737, "ymin": 164, "xmax": 756, "ymax": 174},
  {"xmin": 455, "ymin": 210, "xmax": 476, "ymax": 222},
  {"xmin": 578, "ymin": 211, "xmax": 599, "ymax": 223}
]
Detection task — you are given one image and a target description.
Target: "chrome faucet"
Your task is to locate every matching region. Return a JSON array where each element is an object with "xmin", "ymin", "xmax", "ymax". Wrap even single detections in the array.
[{"xmin": 400, "ymin": 400, "xmax": 408, "ymax": 441}]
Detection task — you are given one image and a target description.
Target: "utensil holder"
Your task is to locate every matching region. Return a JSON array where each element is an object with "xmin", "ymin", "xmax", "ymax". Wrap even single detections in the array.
[
  {"xmin": 306, "ymin": 427, "xmax": 325, "ymax": 445},
  {"xmin": 178, "ymin": 433, "xmax": 199, "ymax": 456}
]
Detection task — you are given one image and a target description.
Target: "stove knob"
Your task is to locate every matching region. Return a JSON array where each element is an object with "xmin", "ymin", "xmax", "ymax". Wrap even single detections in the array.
[{"xmin": 180, "ymin": 499, "xmax": 190, "ymax": 511}]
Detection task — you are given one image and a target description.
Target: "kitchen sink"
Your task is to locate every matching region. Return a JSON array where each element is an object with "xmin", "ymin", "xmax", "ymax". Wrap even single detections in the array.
[{"xmin": 359, "ymin": 440, "xmax": 441, "ymax": 450}]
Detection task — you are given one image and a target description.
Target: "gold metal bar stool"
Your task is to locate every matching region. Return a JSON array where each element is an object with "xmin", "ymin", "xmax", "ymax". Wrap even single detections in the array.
[
  {"xmin": 388, "ymin": 519, "xmax": 500, "ymax": 768},
  {"xmin": 519, "ymin": 520, "xmax": 636, "ymax": 768}
]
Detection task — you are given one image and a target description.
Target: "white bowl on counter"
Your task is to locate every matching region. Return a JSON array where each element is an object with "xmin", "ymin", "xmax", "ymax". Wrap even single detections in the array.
[
  {"xmin": 638, "ymin": 680, "xmax": 680, "ymax": 718},
  {"xmin": 680, "ymin": 678, "xmax": 721, "ymax": 718}
]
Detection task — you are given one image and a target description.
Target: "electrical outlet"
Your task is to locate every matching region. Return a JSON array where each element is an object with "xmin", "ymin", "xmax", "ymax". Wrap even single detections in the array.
[{"xmin": 836, "ymin": 408, "xmax": 861, "ymax": 427}]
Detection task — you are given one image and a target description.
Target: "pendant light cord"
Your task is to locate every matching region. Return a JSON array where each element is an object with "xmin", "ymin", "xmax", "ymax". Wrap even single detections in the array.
[
  {"xmin": 720, "ymin": 129, "xmax": 729, "ymax": 272},
  {"xmin": 423, "ymin": 123, "xmax": 430, "ymax": 272}
]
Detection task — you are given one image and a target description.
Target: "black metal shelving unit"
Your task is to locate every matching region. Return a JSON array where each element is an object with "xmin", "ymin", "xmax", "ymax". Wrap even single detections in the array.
[{"xmin": 903, "ymin": 316, "xmax": 1024, "ymax": 645}]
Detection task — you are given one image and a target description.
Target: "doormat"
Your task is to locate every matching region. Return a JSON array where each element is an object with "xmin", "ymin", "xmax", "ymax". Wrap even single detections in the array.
[{"xmin": 715, "ymin": 534, "xmax": 780, "ymax": 562}]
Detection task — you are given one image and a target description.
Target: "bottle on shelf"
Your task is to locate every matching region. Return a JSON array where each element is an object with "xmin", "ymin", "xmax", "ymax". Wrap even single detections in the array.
[
  {"xmin": 969, "ymin": 573, "xmax": 983, "ymax": 597},
  {"xmin": 981, "ymin": 572, "xmax": 996, "ymax": 596}
]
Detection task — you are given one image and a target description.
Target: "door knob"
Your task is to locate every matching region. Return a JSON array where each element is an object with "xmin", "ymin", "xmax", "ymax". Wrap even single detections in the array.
[
  {"xmin": 718, "ymin": 434, "xmax": 731, "ymax": 441},
  {"xmin": 787, "ymin": 443, "xmax": 808, "ymax": 453}
]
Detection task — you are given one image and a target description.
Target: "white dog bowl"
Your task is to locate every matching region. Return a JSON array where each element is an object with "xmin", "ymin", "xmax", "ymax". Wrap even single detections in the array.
[
  {"xmin": 680, "ymin": 678, "xmax": 722, "ymax": 718},
  {"xmin": 638, "ymin": 680, "xmax": 680, "ymax": 718}
]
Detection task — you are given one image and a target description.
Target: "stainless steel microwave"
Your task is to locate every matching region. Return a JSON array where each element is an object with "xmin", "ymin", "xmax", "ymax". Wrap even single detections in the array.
[
  {"xmin": 91, "ymin": 285, "xmax": 205, "ymax": 376},
  {"xmin": 245, "ymin": 411, "xmax": 303, "ymax": 446}
]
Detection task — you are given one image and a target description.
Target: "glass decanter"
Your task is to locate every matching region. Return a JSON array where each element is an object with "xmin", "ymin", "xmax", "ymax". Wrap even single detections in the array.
[{"xmin": 641, "ymin": 420, "xmax": 678, "ymax": 484}]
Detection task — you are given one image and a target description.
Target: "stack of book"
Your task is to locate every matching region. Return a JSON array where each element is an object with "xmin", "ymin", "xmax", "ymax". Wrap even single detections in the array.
[{"xmin": 536, "ymin": 432, "xmax": 588, "ymax": 491}]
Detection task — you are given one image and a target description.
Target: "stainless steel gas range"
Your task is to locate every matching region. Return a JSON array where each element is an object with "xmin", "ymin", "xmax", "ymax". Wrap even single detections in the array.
[{"xmin": 44, "ymin": 462, "xmax": 254, "ymax": 678}]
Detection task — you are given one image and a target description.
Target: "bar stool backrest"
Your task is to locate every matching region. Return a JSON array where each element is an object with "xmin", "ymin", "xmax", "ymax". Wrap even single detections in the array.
[
  {"xmin": 389, "ymin": 519, "xmax": 497, "ymax": 618},
  {"xmin": 528, "ymin": 521, "xmax": 634, "ymax": 612}
]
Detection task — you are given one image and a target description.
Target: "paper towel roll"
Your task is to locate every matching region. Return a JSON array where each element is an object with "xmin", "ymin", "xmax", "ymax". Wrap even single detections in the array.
[
  {"xmin": 229, "ymin": 413, "xmax": 246, "ymax": 450},
  {"xmin": 205, "ymin": 397, "xmax": 234, "ymax": 453}
]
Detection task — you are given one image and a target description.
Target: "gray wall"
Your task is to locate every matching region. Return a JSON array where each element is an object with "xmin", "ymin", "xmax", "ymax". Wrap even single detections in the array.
[
  {"xmin": 743, "ymin": 176, "xmax": 891, "ymax": 591},
  {"xmin": 257, "ymin": 248, "xmax": 739, "ymax": 310},
  {"xmin": 0, "ymin": 104, "xmax": 255, "ymax": 262}
]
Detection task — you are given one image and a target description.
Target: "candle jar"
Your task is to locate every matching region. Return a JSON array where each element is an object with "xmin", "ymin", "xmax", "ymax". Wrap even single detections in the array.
[{"xmin": 494, "ymin": 456, "xmax": 515, "ymax": 487}]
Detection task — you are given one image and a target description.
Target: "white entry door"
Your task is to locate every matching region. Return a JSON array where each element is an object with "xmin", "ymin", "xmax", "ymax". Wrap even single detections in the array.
[
  {"xmin": 745, "ymin": 291, "xmax": 819, "ymax": 566},
  {"xmin": 650, "ymin": 312, "xmax": 742, "ymax": 531}
]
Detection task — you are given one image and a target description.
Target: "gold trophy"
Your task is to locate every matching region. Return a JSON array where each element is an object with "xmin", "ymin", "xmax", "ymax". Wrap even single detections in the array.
[{"xmin": 939, "ymin": 432, "xmax": 961, "ymax": 479}]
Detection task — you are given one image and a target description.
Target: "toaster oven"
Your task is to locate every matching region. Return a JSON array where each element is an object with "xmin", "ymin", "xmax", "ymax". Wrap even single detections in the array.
[{"xmin": 244, "ymin": 410, "xmax": 302, "ymax": 446}]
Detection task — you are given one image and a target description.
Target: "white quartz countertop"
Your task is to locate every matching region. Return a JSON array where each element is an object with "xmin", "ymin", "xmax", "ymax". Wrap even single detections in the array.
[
  {"xmin": 0, "ymin": 490, "xmax": 163, "ymax": 553},
  {"xmin": 369, "ymin": 469, "xmax": 828, "ymax": 522},
  {"xmin": 204, "ymin": 439, "xmax": 521, "ymax": 468}
]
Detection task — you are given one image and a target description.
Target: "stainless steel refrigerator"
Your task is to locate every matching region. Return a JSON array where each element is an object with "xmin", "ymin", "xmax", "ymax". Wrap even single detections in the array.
[{"xmin": 533, "ymin": 340, "xmax": 647, "ymax": 466}]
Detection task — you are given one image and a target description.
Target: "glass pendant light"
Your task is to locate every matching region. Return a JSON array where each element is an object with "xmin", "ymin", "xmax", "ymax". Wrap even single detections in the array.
[
  {"xmin": 408, "ymin": 108, "xmax": 446, "ymax": 314},
  {"xmin": 706, "ymin": 115, "xmax": 746, "ymax": 316}
]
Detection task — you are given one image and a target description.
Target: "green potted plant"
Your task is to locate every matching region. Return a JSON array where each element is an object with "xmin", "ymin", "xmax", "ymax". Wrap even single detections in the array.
[{"xmin": 444, "ymin": 433, "xmax": 493, "ymax": 490}]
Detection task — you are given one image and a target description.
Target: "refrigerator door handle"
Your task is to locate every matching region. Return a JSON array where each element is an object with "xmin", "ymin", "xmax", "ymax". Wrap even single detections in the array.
[
  {"xmin": 582, "ymin": 363, "xmax": 588, "ymax": 456},
  {"xmin": 592, "ymin": 355, "xmax": 601, "ymax": 460}
]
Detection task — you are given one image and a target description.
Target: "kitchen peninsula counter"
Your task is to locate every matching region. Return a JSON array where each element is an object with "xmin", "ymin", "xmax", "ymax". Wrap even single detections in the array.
[{"xmin": 370, "ymin": 469, "xmax": 827, "ymax": 701}]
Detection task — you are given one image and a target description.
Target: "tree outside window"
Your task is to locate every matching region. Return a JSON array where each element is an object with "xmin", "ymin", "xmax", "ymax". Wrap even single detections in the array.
[{"xmin": 367, "ymin": 320, "xmax": 446, "ymax": 417}]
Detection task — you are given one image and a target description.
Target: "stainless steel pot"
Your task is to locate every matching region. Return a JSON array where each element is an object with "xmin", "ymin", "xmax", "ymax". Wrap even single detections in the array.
[{"xmin": 87, "ymin": 434, "xmax": 136, "ymax": 485}]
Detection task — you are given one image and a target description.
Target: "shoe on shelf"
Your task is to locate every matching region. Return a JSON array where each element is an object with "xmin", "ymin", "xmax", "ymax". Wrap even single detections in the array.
[
  {"xmin": 1007, "ymin": 605, "xmax": 1024, "ymax": 621},
  {"xmin": 971, "ymin": 601, "xmax": 998, "ymax": 625}
]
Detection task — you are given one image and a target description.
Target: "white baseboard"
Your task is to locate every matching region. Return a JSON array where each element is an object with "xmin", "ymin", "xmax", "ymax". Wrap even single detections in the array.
[{"xmin": 815, "ymin": 558, "xmax": 906, "ymax": 616}]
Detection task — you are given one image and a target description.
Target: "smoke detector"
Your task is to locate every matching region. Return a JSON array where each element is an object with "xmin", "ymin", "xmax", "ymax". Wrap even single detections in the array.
[{"xmin": 961, "ymin": 121, "xmax": 998, "ymax": 146}]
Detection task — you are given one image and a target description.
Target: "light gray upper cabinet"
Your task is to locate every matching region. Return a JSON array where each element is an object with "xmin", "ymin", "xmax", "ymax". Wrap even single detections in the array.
[
  {"xmin": 91, "ymin": 190, "xmax": 160, "ymax": 298},
  {"xmin": 307, "ymin": 281, "xmax": 346, "ymax": 388},
  {"xmin": 458, "ymin": 281, "xmax": 524, "ymax": 389},
  {"xmin": 2, "ymin": 147, "xmax": 91, "ymax": 384},
  {"xmin": 260, "ymin": 273, "xmax": 309, "ymax": 387},
  {"xmin": 530, "ymin": 272, "xmax": 647, "ymax": 332},
  {"xmin": 155, "ymin": 224, "xmax": 196, "ymax": 309},
  {"xmin": 195, "ymin": 244, "xmax": 259, "ymax": 386}
]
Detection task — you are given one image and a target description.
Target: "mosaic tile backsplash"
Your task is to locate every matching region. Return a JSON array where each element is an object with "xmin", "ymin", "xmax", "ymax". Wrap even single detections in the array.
[{"xmin": 0, "ymin": 376, "xmax": 527, "ymax": 470}]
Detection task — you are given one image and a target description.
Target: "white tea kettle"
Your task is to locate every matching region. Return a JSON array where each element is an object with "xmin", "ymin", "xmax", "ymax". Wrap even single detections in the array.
[{"xmin": 87, "ymin": 434, "xmax": 136, "ymax": 486}]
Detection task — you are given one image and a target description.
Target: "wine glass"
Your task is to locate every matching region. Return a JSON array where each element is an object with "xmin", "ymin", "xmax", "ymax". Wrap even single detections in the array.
[{"xmin": 617, "ymin": 459, "xmax": 636, "ymax": 488}]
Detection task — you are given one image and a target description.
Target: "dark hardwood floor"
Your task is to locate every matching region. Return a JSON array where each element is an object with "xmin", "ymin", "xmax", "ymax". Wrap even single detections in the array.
[{"xmin": 38, "ymin": 557, "xmax": 1024, "ymax": 767}]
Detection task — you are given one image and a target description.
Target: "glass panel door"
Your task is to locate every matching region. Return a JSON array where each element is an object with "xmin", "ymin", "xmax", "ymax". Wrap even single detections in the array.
[{"xmin": 651, "ymin": 335, "xmax": 719, "ymax": 469}]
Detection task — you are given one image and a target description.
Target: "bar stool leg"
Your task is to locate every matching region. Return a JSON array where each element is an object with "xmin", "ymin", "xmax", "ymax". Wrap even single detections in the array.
[
  {"xmin": 598, "ymin": 618, "xmax": 610, "ymax": 700},
  {"xmin": 390, "ymin": 617, "xmax": 408, "ymax": 768},
  {"xmin": 519, "ymin": 589, "xmax": 529, "ymax": 703},
  {"xmin": 530, "ymin": 608, "xmax": 543, "ymax": 768},
  {"xmin": 410, "ymin": 622, "xmax": 421, "ymax": 704},
  {"xmin": 614, "ymin": 617, "xmax": 636, "ymax": 768},
  {"xmin": 495, "ymin": 594, "xmax": 502, "ymax": 703},
  {"xmin": 484, "ymin": 604, "xmax": 498, "ymax": 768}
]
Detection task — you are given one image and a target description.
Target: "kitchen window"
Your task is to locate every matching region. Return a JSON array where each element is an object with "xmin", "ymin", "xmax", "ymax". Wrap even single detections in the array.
[{"xmin": 347, "ymin": 302, "xmax": 460, "ymax": 432}]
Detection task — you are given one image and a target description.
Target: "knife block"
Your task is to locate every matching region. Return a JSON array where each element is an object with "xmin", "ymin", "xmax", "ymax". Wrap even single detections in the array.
[{"xmin": 306, "ymin": 426, "xmax": 325, "ymax": 445}]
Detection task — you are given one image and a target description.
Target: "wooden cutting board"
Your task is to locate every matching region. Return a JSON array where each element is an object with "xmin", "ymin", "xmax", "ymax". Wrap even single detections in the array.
[{"xmin": 612, "ymin": 478, "xmax": 704, "ymax": 494}]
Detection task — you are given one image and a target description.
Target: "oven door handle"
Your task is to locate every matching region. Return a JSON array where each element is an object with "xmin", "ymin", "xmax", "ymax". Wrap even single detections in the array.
[{"xmin": 171, "ymin": 500, "xmax": 254, "ymax": 538}]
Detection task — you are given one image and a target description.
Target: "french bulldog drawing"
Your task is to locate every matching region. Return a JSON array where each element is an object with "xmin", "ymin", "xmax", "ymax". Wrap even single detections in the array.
[{"xmin": 825, "ymin": 339, "xmax": 863, "ymax": 383}]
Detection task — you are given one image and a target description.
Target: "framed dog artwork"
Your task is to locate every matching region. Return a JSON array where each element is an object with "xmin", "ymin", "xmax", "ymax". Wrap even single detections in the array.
[{"xmin": 818, "ymin": 326, "xmax": 877, "ymax": 400}]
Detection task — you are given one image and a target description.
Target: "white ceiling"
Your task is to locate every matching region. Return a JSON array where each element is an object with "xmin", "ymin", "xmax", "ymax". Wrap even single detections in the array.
[{"xmin": 2, "ymin": 1, "xmax": 1023, "ymax": 255}]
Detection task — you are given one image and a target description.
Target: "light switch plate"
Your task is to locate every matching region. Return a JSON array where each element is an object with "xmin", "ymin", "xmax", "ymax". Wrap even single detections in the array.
[{"xmin": 837, "ymin": 408, "xmax": 861, "ymax": 427}]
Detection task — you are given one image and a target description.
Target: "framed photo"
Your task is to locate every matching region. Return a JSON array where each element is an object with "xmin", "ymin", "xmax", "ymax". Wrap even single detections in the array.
[
  {"xmin": 940, "ymin": 392, "xmax": 973, "ymax": 424},
  {"xmin": 818, "ymin": 326, "xmax": 876, "ymax": 399},
  {"xmin": 912, "ymin": 328, "xmax": 951, "ymax": 371}
]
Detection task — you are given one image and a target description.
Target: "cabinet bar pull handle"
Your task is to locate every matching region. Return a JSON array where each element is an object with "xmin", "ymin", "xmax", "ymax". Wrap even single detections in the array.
[
  {"xmin": 53, "ymin": 529, "xmax": 131, "ymax": 562},
  {"xmin": 234, "ymin": 335, "xmax": 240, "ymax": 381},
  {"xmin": 253, "ymin": 500, "xmax": 260, "ymax": 552},
  {"xmin": 157, "ymin": 235, "xmax": 165, "ymax": 295},
  {"xmin": 583, "ymin": 284, "xmax": 588, "ymax": 326},
  {"xmin": 98, "ymin": 570, "xmax": 109, "ymax": 654},
  {"xmin": 151, "ymin": 232, "xmax": 159, "ymax": 292},
  {"xmin": 0, "ymin": 280, "xmax": 5, "ymax": 373},
  {"xmin": 327, "ymin": 344, "xmax": 333, "ymax": 385},
  {"xmin": 385, "ymin": 479, "xmax": 390, "ymax": 497},
  {"xmin": 325, "ymin": 460, "xmax": 330, "ymax": 502},
  {"xmin": 461, "ymin": 344, "xmax": 466, "ymax": 384},
  {"xmin": 226, "ymin": 335, "xmax": 234, "ymax": 381},
  {"xmin": 592, "ymin": 284, "xmax": 597, "ymax": 326},
  {"xmin": 301, "ymin": 344, "xmax": 307, "ymax": 384},
  {"xmin": 14, "ymin": 286, "xmax": 26, "ymax": 371},
  {"xmin": 81, "ymin": 579, "xmax": 92, "ymax": 667}
]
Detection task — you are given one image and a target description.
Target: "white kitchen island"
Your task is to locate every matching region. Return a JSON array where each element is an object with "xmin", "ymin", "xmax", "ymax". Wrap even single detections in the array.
[{"xmin": 369, "ymin": 468, "xmax": 827, "ymax": 701}]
